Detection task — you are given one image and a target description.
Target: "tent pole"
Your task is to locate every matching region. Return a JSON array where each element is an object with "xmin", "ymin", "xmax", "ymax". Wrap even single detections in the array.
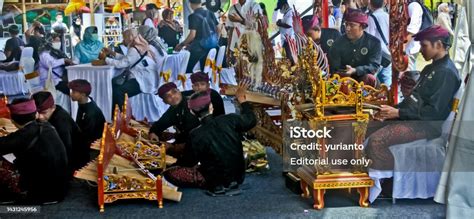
[
  {"xmin": 91, "ymin": 0, "xmax": 96, "ymax": 26},
  {"xmin": 22, "ymin": 0, "xmax": 27, "ymax": 33}
]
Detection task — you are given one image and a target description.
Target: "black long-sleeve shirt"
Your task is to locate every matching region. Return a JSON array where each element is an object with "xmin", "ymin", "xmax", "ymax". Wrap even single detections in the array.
[
  {"xmin": 320, "ymin": 28, "xmax": 342, "ymax": 54},
  {"xmin": 398, "ymin": 55, "xmax": 461, "ymax": 135},
  {"xmin": 188, "ymin": 102, "xmax": 257, "ymax": 189},
  {"xmin": 49, "ymin": 105, "xmax": 87, "ymax": 170},
  {"xmin": 0, "ymin": 121, "xmax": 68, "ymax": 203},
  {"xmin": 149, "ymin": 96, "xmax": 201, "ymax": 144},
  {"xmin": 328, "ymin": 32, "xmax": 382, "ymax": 76},
  {"xmin": 76, "ymin": 99, "xmax": 106, "ymax": 147}
]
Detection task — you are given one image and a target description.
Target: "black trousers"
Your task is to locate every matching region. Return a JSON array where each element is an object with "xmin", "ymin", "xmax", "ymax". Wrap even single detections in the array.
[
  {"xmin": 187, "ymin": 45, "xmax": 211, "ymax": 73},
  {"xmin": 112, "ymin": 78, "xmax": 141, "ymax": 115}
]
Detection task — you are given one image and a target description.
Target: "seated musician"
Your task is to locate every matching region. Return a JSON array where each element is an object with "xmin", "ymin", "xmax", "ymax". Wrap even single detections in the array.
[
  {"xmin": 302, "ymin": 15, "xmax": 341, "ymax": 54},
  {"xmin": 164, "ymin": 84, "xmax": 257, "ymax": 196},
  {"xmin": 365, "ymin": 25, "xmax": 461, "ymax": 170},
  {"xmin": 0, "ymin": 98, "xmax": 68, "ymax": 204},
  {"xmin": 68, "ymin": 79, "xmax": 106, "ymax": 149},
  {"xmin": 33, "ymin": 91, "xmax": 87, "ymax": 172},
  {"xmin": 328, "ymin": 9, "xmax": 382, "ymax": 87},
  {"xmin": 149, "ymin": 82, "xmax": 200, "ymax": 162},
  {"xmin": 182, "ymin": 72, "xmax": 225, "ymax": 117}
]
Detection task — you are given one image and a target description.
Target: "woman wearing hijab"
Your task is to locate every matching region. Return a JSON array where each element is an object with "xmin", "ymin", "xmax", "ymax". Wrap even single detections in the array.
[
  {"xmin": 138, "ymin": 25, "xmax": 167, "ymax": 71},
  {"xmin": 436, "ymin": 3, "xmax": 454, "ymax": 36},
  {"xmin": 102, "ymin": 29, "xmax": 159, "ymax": 110},
  {"xmin": 73, "ymin": 26, "xmax": 104, "ymax": 64},
  {"xmin": 143, "ymin": 3, "xmax": 160, "ymax": 28},
  {"xmin": 70, "ymin": 16, "xmax": 82, "ymax": 46},
  {"xmin": 38, "ymin": 33, "xmax": 74, "ymax": 95},
  {"xmin": 158, "ymin": 8, "xmax": 183, "ymax": 49}
]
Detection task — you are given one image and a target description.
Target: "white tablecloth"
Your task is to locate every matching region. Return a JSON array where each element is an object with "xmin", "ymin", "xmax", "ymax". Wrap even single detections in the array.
[
  {"xmin": 0, "ymin": 70, "xmax": 28, "ymax": 95},
  {"xmin": 220, "ymin": 67, "xmax": 238, "ymax": 86},
  {"xmin": 67, "ymin": 64, "xmax": 117, "ymax": 122},
  {"xmin": 67, "ymin": 53, "xmax": 188, "ymax": 123}
]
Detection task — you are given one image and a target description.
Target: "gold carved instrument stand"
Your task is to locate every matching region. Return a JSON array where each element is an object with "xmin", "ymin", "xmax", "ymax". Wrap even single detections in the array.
[{"xmin": 296, "ymin": 72, "xmax": 382, "ymax": 210}]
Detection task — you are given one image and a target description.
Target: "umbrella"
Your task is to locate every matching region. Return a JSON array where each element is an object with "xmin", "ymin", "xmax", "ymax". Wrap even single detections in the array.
[
  {"xmin": 112, "ymin": 1, "xmax": 133, "ymax": 14},
  {"xmin": 65, "ymin": 0, "xmax": 90, "ymax": 15}
]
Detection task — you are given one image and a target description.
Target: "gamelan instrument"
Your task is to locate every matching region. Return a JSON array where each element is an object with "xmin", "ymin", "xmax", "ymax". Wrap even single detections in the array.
[
  {"xmin": 75, "ymin": 94, "xmax": 181, "ymax": 212},
  {"xmin": 224, "ymin": 5, "xmax": 392, "ymax": 210}
]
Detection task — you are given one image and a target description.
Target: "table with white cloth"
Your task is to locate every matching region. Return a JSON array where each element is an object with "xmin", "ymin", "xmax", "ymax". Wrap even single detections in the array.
[
  {"xmin": 67, "ymin": 64, "xmax": 118, "ymax": 122},
  {"xmin": 0, "ymin": 70, "xmax": 29, "ymax": 95}
]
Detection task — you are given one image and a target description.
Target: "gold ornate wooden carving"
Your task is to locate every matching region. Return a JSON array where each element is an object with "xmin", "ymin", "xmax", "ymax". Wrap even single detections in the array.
[
  {"xmin": 76, "ymin": 94, "xmax": 181, "ymax": 212},
  {"xmin": 297, "ymin": 47, "xmax": 379, "ymax": 209},
  {"xmin": 0, "ymin": 96, "xmax": 10, "ymax": 119},
  {"xmin": 96, "ymin": 124, "xmax": 164, "ymax": 212},
  {"xmin": 250, "ymin": 106, "xmax": 283, "ymax": 154}
]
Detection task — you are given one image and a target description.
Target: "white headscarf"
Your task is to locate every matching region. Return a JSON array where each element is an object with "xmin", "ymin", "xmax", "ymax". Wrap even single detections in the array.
[{"xmin": 438, "ymin": 3, "xmax": 449, "ymax": 13}]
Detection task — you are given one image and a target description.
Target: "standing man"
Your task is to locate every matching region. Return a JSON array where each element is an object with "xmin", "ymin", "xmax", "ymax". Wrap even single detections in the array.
[
  {"xmin": 68, "ymin": 79, "xmax": 105, "ymax": 148},
  {"xmin": 366, "ymin": 0, "xmax": 392, "ymax": 87},
  {"xmin": 0, "ymin": 98, "xmax": 68, "ymax": 204},
  {"xmin": 182, "ymin": 72, "xmax": 225, "ymax": 117},
  {"xmin": 405, "ymin": 0, "xmax": 424, "ymax": 71},
  {"xmin": 227, "ymin": 0, "xmax": 262, "ymax": 55},
  {"xmin": 32, "ymin": 91, "xmax": 87, "ymax": 171},
  {"xmin": 164, "ymin": 84, "xmax": 257, "ymax": 196},
  {"xmin": 51, "ymin": 13, "xmax": 69, "ymax": 34},
  {"xmin": 175, "ymin": 0, "xmax": 218, "ymax": 73},
  {"xmin": 2, "ymin": 25, "xmax": 24, "ymax": 63},
  {"xmin": 333, "ymin": 0, "xmax": 343, "ymax": 32},
  {"xmin": 365, "ymin": 25, "xmax": 461, "ymax": 170},
  {"xmin": 328, "ymin": 9, "xmax": 382, "ymax": 87},
  {"xmin": 275, "ymin": 0, "xmax": 295, "ymax": 64}
]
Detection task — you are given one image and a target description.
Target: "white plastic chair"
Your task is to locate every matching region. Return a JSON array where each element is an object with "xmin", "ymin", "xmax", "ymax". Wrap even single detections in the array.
[
  {"xmin": 128, "ymin": 52, "xmax": 192, "ymax": 122},
  {"xmin": 19, "ymin": 47, "xmax": 41, "ymax": 93},
  {"xmin": 175, "ymin": 51, "xmax": 190, "ymax": 91},
  {"xmin": 159, "ymin": 51, "xmax": 191, "ymax": 91},
  {"xmin": 369, "ymin": 83, "xmax": 465, "ymax": 203},
  {"xmin": 202, "ymin": 48, "xmax": 217, "ymax": 77},
  {"xmin": 212, "ymin": 46, "xmax": 226, "ymax": 90},
  {"xmin": 190, "ymin": 49, "xmax": 217, "ymax": 89}
]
